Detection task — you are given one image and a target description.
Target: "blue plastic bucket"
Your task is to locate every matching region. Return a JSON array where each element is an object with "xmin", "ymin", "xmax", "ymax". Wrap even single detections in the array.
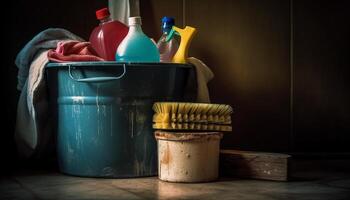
[{"xmin": 46, "ymin": 62, "xmax": 191, "ymax": 177}]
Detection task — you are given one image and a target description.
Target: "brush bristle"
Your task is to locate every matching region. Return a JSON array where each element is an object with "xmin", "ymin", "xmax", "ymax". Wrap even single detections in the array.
[
  {"xmin": 153, "ymin": 102, "xmax": 233, "ymax": 124},
  {"xmin": 152, "ymin": 102, "xmax": 233, "ymax": 131},
  {"xmin": 153, "ymin": 122, "xmax": 232, "ymax": 132}
]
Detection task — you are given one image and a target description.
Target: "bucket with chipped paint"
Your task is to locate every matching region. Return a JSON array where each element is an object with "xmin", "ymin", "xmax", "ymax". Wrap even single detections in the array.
[
  {"xmin": 155, "ymin": 131, "xmax": 223, "ymax": 182},
  {"xmin": 46, "ymin": 62, "xmax": 190, "ymax": 178}
]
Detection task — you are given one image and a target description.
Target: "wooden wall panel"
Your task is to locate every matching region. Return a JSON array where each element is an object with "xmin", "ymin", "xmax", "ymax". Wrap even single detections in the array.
[
  {"xmin": 185, "ymin": 0, "xmax": 291, "ymax": 151},
  {"xmin": 293, "ymin": 0, "xmax": 350, "ymax": 151},
  {"xmin": 9, "ymin": 0, "xmax": 350, "ymax": 161}
]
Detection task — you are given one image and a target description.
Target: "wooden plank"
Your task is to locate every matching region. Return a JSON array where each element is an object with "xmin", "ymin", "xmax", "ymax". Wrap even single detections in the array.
[{"xmin": 220, "ymin": 149, "xmax": 291, "ymax": 181}]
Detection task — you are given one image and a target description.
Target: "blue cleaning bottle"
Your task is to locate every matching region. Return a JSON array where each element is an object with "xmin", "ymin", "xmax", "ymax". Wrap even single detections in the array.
[
  {"xmin": 116, "ymin": 16, "xmax": 160, "ymax": 62},
  {"xmin": 156, "ymin": 17, "xmax": 179, "ymax": 62}
]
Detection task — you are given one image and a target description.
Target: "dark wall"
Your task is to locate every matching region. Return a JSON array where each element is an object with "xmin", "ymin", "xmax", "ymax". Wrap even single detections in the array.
[
  {"xmin": 293, "ymin": 0, "xmax": 350, "ymax": 152},
  {"xmin": 140, "ymin": 0, "xmax": 350, "ymax": 152},
  {"xmin": 185, "ymin": 0, "xmax": 291, "ymax": 152}
]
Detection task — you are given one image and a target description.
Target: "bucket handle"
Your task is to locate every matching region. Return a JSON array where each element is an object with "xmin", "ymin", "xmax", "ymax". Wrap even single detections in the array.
[{"xmin": 68, "ymin": 64, "xmax": 126, "ymax": 83}]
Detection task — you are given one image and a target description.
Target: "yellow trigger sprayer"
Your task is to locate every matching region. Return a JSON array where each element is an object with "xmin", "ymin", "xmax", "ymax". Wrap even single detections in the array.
[{"xmin": 166, "ymin": 26, "xmax": 197, "ymax": 64}]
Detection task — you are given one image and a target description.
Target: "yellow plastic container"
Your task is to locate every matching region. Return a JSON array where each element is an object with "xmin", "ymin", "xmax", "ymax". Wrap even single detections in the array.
[{"xmin": 166, "ymin": 26, "xmax": 197, "ymax": 64}]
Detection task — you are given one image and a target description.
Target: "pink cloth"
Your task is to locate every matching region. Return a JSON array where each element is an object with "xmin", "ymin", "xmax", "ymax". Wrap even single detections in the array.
[{"xmin": 48, "ymin": 40, "xmax": 105, "ymax": 62}]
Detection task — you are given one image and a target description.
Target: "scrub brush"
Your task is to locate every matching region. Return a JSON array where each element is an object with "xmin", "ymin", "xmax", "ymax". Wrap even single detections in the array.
[{"xmin": 152, "ymin": 102, "xmax": 233, "ymax": 131}]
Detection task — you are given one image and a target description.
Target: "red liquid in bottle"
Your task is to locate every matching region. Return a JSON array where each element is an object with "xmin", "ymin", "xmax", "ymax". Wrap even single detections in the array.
[{"xmin": 89, "ymin": 8, "xmax": 128, "ymax": 61}]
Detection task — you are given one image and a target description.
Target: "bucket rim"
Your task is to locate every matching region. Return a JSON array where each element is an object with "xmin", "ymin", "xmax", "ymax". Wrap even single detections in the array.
[
  {"xmin": 46, "ymin": 61, "xmax": 192, "ymax": 69},
  {"xmin": 154, "ymin": 131, "xmax": 223, "ymax": 141}
]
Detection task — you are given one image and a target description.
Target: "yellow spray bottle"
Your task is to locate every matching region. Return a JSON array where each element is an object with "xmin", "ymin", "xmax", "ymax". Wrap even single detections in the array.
[{"xmin": 166, "ymin": 26, "xmax": 197, "ymax": 64}]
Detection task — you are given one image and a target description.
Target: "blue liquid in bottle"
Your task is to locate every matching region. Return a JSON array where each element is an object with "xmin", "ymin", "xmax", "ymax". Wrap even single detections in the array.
[{"xmin": 116, "ymin": 16, "xmax": 160, "ymax": 62}]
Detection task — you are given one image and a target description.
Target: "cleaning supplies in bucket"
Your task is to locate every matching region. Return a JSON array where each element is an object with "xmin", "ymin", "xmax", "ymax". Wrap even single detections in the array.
[
  {"xmin": 89, "ymin": 8, "xmax": 128, "ymax": 61},
  {"xmin": 116, "ymin": 16, "xmax": 160, "ymax": 62},
  {"xmin": 153, "ymin": 102, "xmax": 233, "ymax": 183},
  {"xmin": 157, "ymin": 17, "xmax": 179, "ymax": 62}
]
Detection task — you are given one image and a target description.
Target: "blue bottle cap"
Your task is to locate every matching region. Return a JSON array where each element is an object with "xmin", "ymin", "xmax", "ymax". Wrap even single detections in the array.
[
  {"xmin": 162, "ymin": 17, "xmax": 175, "ymax": 24},
  {"xmin": 161, "ymin": 17, "xmax": 175, "ymax": 33}
]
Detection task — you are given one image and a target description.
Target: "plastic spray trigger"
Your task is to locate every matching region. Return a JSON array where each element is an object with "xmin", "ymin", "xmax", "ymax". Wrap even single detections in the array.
[{"xmin": 166, "ymin": 29, "xmax": 178, "ymax": 42}]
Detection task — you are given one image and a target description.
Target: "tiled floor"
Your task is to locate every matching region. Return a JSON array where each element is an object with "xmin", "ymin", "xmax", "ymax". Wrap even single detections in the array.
[{"xmin": 1, "ymin": 159, "xmax": 350, "ymax": 200}]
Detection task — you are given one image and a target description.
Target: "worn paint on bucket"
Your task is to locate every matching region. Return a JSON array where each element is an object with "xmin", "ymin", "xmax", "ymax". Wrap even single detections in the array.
[
  {"xmin": 46, "ymin": 62, "xmax": 191, "ymax": 178},
  {"xmin": 155, "ymin": 131, "xmax": 223, "ymax": 182}
]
